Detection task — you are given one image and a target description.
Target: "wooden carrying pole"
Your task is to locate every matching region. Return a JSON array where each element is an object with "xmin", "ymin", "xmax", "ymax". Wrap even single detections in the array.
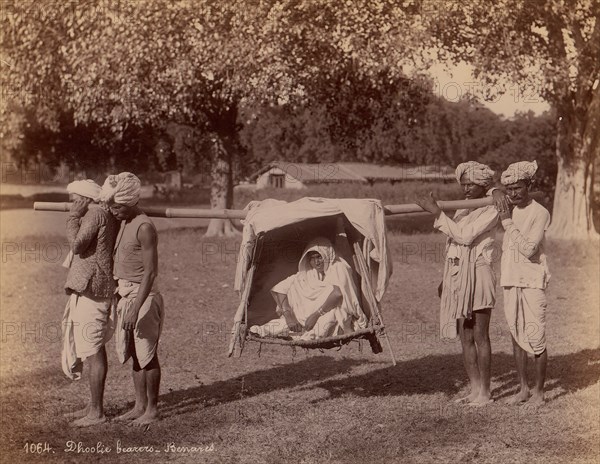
[{"xmin": 33, "ymin": 194, "xmax": 539, "ymax": 218}]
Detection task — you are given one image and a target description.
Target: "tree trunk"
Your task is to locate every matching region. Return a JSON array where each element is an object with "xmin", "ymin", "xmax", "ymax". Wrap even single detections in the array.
[
  {"xmin": 547, "ymin": 86, "xmax": 599, "ymax": 239},
  {"xmin": 548, "ymin": 156, "xmax": 597, "ymax": 239},
  {"xmin": 204, "ymin": 134, "xmax": 240, "ymax": 237}
]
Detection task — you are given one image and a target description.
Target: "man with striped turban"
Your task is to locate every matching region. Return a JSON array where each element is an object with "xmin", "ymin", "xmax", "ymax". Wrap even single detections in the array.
[
  {"xmin": 417, "ymin": 161, "xmax": 507, "ymax": 406},
  {"xmin": 62, "ymin": 179, "xmax": 119, "ymax": 427},
  {"xmin": 498, "ymin": 161, "xmax": 550, "ymax": 407},
  {"xmin": 101, "ymin": 172, "xmax": 164, "ymax": 425}
]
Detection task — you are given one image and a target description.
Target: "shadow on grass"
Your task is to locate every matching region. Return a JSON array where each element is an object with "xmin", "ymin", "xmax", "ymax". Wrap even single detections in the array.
[
  {"xmin": 307, "ymin": 348, "xmax": 600, "ymax": 402},
  {"xmin": 157, "ymin": 356, "xmax": 368, "ymax": 418},
  {"xmin": 157, "ymin": 347, "xmax": 599, "ymax": 418},
  {"xmin": 490, "ymin": 347, "xmax": 600, "ymax": 401}
]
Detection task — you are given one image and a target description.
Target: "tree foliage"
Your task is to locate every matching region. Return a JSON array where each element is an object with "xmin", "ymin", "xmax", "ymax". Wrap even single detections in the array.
[
  {"xmin": 3, "ymin": 0, "xmax": 592, "ymax": 237},
  {"xmin": 2, "ymin": 0, "xmax": 435, "ymax": 234},
  {"xmin": 424, "ymin": 0, "xmax": 599, "ymax": 237}
]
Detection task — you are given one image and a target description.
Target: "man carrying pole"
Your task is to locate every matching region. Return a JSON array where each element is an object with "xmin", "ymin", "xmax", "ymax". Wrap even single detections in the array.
[
  {"xmin": 100, "ymin": 172, "xmax": 165, "ymax": 425},
  {"xmin": 62, "ymin": 179, "xmax": 118, "ymax": 427},
  {"xmin": 498, "ymin": 161, "xmax": 551, "ymax": 407},
  {"xmin": 416, "ymin": 161, "xmax": 508, "ymax": 406}
]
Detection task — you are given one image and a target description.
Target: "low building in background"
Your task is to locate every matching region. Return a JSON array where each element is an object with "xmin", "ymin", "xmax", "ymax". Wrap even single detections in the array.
[{"xmin": 244, "ymin": 161, "xmax": 455, "ymax": 190}]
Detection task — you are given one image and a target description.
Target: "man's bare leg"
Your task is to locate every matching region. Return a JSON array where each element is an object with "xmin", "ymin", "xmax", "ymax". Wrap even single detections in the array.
[
  {"xmin": 115, "ymin": 353, "xmax": 147, "ymax": 421},
  {"xmin": 457, "ymin": 318, "xmax": 480, "ymax": 403},
  {"xmin": 526, "ymin": 349, "xmax": 547, "ymax": 407},
  {"xmin": 506, "ymin": 337, "xmax": 530, "ymax": 404},
  {"xmin": 470, "ymin": 309, "xmax": 492, "ymax": 405},
  {"xmin": 64, "ymin": 404, "xmax": 89, "ymax": 418},
  {"xmin": 132, "ymin": 355, "xmax": 161, "ymax": 426},
  {"xmin": 71, "ymin": 347, "xmax": 108, "ymax": 427},
  {"xmin": 63, "ymin": 362, "xmax": 89, "ymax": 418}
]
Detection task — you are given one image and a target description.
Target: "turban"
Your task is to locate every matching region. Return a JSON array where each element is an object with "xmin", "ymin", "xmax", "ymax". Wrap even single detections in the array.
[
  {"xmin": 501, "ymin": 160, "xmax": 538, "ymax": 185},
  {"xmin": 455, "ymin": 161, "xmax": 495, "ymax": 188},
  {"xmin": 66, "ymin": 180, "xmax": 101, "ymax": 201},
  {"xmin": 99, "ymin": 172, "xmax": 141, "ymax": 207}
]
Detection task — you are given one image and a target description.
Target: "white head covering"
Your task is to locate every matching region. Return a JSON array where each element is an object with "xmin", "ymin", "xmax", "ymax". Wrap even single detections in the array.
[
  {"xmin": 297, "ymin": 237, "xmax": 337, "ymax": 274},
  {"xmin": 455, "ymin": 161, "xmax": 495, "ymax": 188},
  {"xmin": 99, "ymin": 172, "xmax": 141, "ymax": 206},
  {"xmin": 66, "ymin": 179, "xmax": 101, "ymax": 201},
  {"xmin": 282, "ymin": 237, "xmax": 338, "ymax": 323},
  {"xmin": 501, "ymin": 160, "xmax": 538, "ymax": 185}
]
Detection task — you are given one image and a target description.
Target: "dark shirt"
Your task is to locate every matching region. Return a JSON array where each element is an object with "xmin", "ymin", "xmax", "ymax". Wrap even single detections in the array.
[{"xmin": 65, "ymin": 204, "xmax": 119, "ymax": 298}]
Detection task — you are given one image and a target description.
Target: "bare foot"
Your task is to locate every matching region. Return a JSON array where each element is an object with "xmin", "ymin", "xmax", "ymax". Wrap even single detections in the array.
[
  {"xmin": 131, "ymin": 410, "xmax": 160, "ymax": 426},
  {"xmin": 468, "ymin": 396, "xmax": 494, "ymax": 407},
  {"xmin": 70, "ymin": 415, "xmax": 107, "ymax": 427},
  {"xmin": 114, "ymin": 407, "xmax": 145, "ymax": 422},
  {"xmin": 522, "ymin": 393, "xmax": 545, "ymax": 409},
  {"xmin": 64, "ymin": 405, "xmax": 89, "ymax": 418},
  {"xmin": 505, "ymin": 389, "xmax": 530, "ymax": 405},
  {"xmin": 454, "ymin": 391, "xmax": 479, "ymax": 404}
]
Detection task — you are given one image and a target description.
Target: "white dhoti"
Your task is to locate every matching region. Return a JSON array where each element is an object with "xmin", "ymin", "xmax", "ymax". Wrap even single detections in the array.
[
  {"xmin": 61, "ymin": 293, "xmax": 114, "ymax": 380},
  {"xmin": 114, "ymin": 279, "xmax": 164, "ymax": 368},
  {"xmin": 503, "ymin": 287, "xmax": 547, "ymax": 355}
]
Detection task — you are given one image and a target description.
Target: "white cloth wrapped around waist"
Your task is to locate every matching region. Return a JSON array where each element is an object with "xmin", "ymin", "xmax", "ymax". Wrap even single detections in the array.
[
  {"xmin": 116, "ymin": 279, "xmax": 159, "ymax": 298},
  {"xmin": 503, "ymin": 287, "xmax": 547, "ymax": 355},
  {"xmin": 61, "ymin": 293, "xmax": 114, "ymax": 380},
  {"xmin": 114, "ymin": 279, "xmax": 164, "ymax": 368}
]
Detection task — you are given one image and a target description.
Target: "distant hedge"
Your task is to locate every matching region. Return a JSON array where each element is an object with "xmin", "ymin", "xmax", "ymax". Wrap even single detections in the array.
[{"xmin": 233, "ymin": 181, "xmax": 464, "ymax": 209}]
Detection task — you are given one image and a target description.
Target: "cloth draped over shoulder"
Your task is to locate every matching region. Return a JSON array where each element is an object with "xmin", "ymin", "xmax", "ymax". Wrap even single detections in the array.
[
  {"xmin": 435, "ymin": 205, "xmax": 499, "ymax": 339},
  {"xmin": 439, "ymin": 241, "xmax": 477, "ymax": 339},
  {"xmin": 234, "ymin": 197, "xmax": 391, "ymax": 302}
]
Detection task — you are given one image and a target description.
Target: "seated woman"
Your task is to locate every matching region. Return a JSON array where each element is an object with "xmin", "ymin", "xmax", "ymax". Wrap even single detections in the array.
[{"xmin": 250, "ymin": 237, "xmax": 367, "ymax": 340}]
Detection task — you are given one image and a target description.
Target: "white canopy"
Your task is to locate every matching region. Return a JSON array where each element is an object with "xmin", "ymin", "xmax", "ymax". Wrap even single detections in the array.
[{"xmin": 234, "ymin": 197, "xmax": 392, "ymax": 302}]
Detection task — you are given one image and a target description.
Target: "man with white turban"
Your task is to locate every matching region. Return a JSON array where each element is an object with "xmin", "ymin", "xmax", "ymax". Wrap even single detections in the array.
[
  {"xmin": 497, "ymin": 160, "xmax": 551, "ymax": 407},
  {"xmin": 101, "ymin": 172, "xmax": 164, "ymax": 425},
  {"xmin": 67, "ymin": 179, "xmax": 102, "ymax": 201},
  {"xmin": 62, "ymin": 179, "xmax": 119, "ymax": 427},
  {"xmin": 416, "ymin": 161, "xmax": 508, "ymax": 407},
  {"xmin": 99, "ymin": 172, "xmax": 142, "ymax": 207}
]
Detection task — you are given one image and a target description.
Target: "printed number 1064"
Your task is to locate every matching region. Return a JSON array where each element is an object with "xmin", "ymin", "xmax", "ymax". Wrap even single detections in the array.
[{"xmin": 24, "ymin": 442, "xmax": 52, "ymax": 453}]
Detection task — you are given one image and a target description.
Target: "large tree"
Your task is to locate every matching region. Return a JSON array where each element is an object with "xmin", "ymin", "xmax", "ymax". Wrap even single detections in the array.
[
  {"xmin": 2, "ymin": 0, "xmax": 431, "ymax": 236},
  {"xmin": 426, "ymin": 0, "xmax": 599, "ymax": 238}
]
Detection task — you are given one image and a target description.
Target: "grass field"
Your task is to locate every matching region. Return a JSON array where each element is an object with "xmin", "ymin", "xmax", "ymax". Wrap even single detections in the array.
[{"xmin": 0, "ymin": 222, "xmax": 598, "ymax": 464}]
